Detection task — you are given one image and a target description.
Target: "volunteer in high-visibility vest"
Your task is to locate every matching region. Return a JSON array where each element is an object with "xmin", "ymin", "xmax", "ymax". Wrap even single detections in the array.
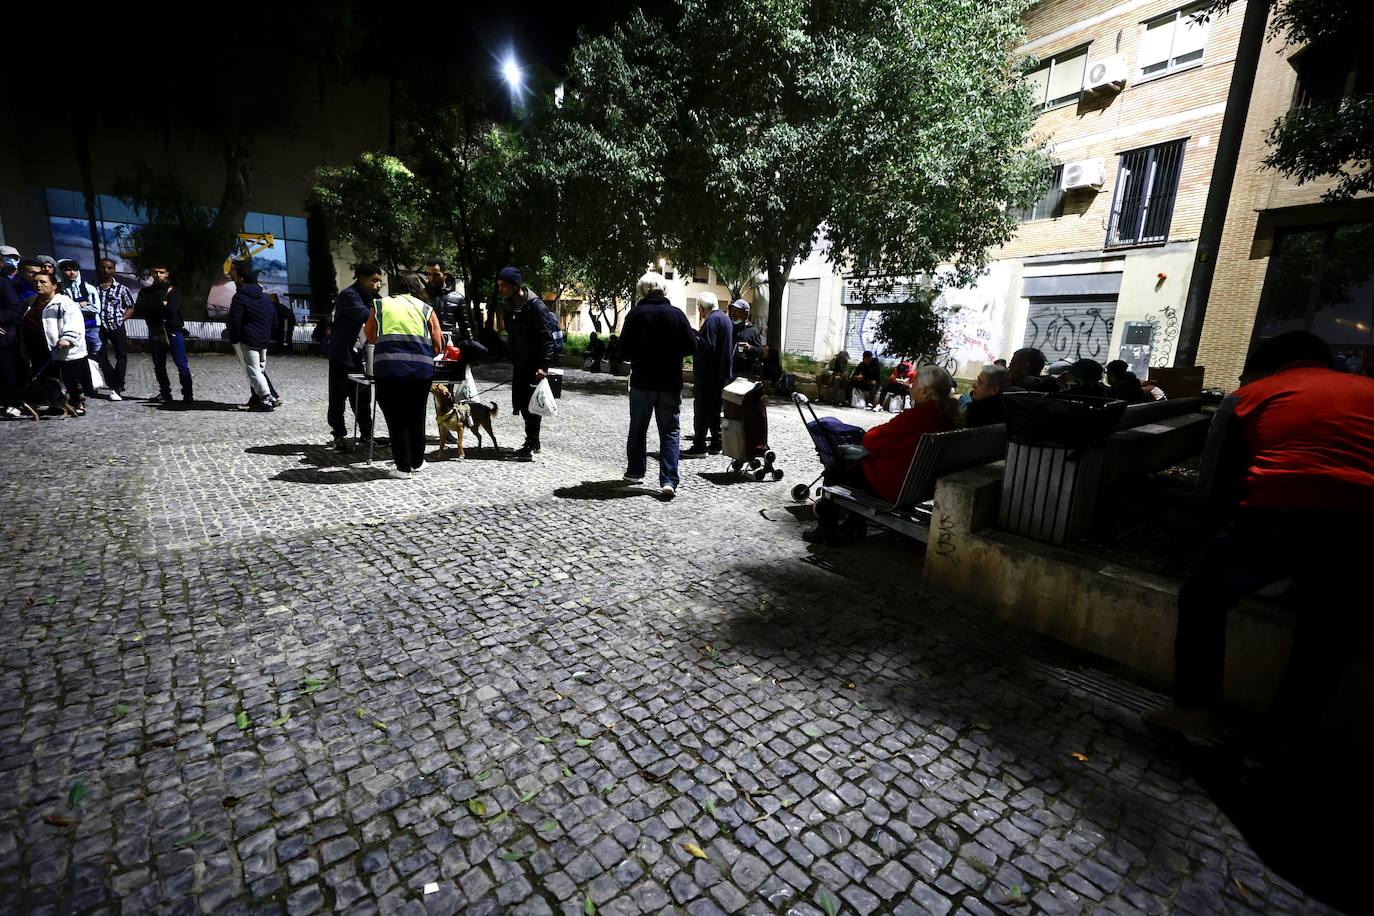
[{"xmin": 364, "ymin": 272, "xmax": 444, "ymax": 479}]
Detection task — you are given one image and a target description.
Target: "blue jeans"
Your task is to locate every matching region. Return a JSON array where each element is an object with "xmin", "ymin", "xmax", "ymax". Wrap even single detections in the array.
[
  {"xmin": 627, "ymin": 386, "xmax": 682, "ymax": 487},
  {"xmin": 151, "ymin": 329, "xmax": 193, "ymax": 399}
]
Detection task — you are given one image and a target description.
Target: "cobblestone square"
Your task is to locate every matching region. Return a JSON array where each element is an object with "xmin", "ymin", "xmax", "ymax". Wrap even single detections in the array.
[{"xmin": 0, "ymin": 356, "xmax": 1341, "ymax": 914}]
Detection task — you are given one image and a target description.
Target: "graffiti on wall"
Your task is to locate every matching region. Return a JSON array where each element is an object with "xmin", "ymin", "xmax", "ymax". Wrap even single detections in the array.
[
  {"xmin": 1024, "ymin": 303, "xmax": 1116, "ymax": 363},
  {"xmin": 1144, "ymin": 304, "xmax": 1180, "ymax": 367}
]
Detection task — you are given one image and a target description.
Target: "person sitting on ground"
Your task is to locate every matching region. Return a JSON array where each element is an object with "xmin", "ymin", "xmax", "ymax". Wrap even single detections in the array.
[
  {"xmin": 1006, "ymin": 347, "xmax": 1055, "ymax": 392},
  {"xmin": 585, "ymin": 331, "xmax": 607, "ymax": 372},
  {"xmin": 606, "ymin": 332, "xmax": 620, "ymax": 367},
  {"xmin": 816, "ymin": 350, "xmax": 851, "ymax": 403},
  {"xmin": 1105, "ymin": 359, "xmax": 1149, "ymax": 404},
  {"xmin": 848, "ymin": 350, "xmax": 881, "ymax": 408},
  {"xmin": 965, "ymin": 364, "xmax": 1010, "ymax": 427},
  {"xmin": 804, "ymin": 365, "xmax": 961, "ymax": 544},
  {"xmin": 760, "ymin": 344, "xmax": 784, "ymax": 390},
  {"xmin": 1143, "ymin": 331, "xmax": 1374, "ymax": 747},
  {"xmin": 879, "ymin": 357, "xmax": 914, "ymax": 411}
]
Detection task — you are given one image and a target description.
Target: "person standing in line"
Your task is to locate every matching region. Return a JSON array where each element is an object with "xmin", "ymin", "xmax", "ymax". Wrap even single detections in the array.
[
  {"xmin": 495, "ymin": 266, "xmax": 554, "ymax": 462},
  {"xmin": 56, "ymin": 259, "xmax": 100, "ymax": 399},
  {"xmin": 328, "ymin": 264, "xmax": 382, "ymax": 451},
  {"xmin": 619, "ymin": 272, "xmax": 697, "ymax": 499},
  {"xmin": 24, "ymin": 271, "xmax": 89, "ymax": 414},
  {"xmin": 0, "ymin": 246, "xmax": 26, "ymax": 417},
  {"xmin": 93, "ymin": 258, "xmax": 133, "ymax": 399},
  {"xmin": 125, "ymin": 262, "xmax": 193, "ymax": 404},
  {"xmin": 684, "ymin": 291, "xmax": 732, "ymax": 456},
  {"xmin": 364, "ymin": 272, "xmax": 444, "ymax": 479},
  {"xmin": 226, "ymin": 260, "xmax": 278, "ymax": 411},
  {"xmin": 728, "ymin": 300, "xmax": 763, "ymax": 378}
]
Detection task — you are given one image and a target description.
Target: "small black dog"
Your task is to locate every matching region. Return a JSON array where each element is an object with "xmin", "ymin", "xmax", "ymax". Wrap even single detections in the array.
[{"xmin": 19, "ymin": 377, "xmax": 74, "ymax": 419}]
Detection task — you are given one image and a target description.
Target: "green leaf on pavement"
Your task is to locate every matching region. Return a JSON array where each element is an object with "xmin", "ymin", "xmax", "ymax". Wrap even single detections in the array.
[
  {"xmin": 704, "ymin": 798, "xmax": 717, "ymax": 818},
  {"xmin": 498, "ymin": 849, "xmax": 523, "ymax": 861},
  {"xmin": 476, "ymin": 770, "xmax": 492, "ymax": 781},
  {"xmin": 601, "ymin": 782, "xmax": 616, "ymax": 795},
  {"xmin": 173, "ymin": 830, "xmax": 206, "ymax": 848},
  {"xmin": 372, "ymin": 720, "xmax": 387, "ymax": 731},
  {"xmin": 68, "ymin": 782, "xmax": 87, "ymax": 809},
  {"xmin": 269, "ymin": 715, "xmax": 291, "ymax": 727},
  {"xmin": 818, "ymin": 887, "xmax": 840, "ymax": 916},
  {"xmin": 538, "ymin": 819, "xmax": 558, "ymax": 832},
  {"xmin": 574, "ymin": 738, "xmax": 593, "ymax": 747},
  {"xmin": 562, "ymin": 766, "xmax": 573, "ymax": 778},
  {"xmin": 520, "ymin": 789, "xmax": 538, "ymax": 803},
  {"xmin": 467, "ymin": 798, "xmax": 487, "ymax": 817},
  {"xmin": 113, "ymin": 704, "xmax": 129, "ymax": 719},
  {"xmin": 236, "ymin": 711, "xmax": 249, "ymax": 731},
  {"xmin": 489, "ymin": 811, "xmax": 509, "ymax": 825},
  {"xmin": 535, "ymin": 736, "xmax": 554, "ymax": 744},
  {"xmin": 584, "ymin": 896, "xmax": 596, "ymax": 915}
]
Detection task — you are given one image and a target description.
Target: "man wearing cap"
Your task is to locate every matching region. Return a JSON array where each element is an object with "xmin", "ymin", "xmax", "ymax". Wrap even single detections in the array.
[
  {"xmin": 0, "ymin": 245, "xmax": 24, "ymax": 417},
  {"xmin": 729, "ymin": 299, "xmax": 763, "ymax": 378},
  {"xmin": 684, "ymin": 291, "xmax": 733, "ymax": 456},
  {"xmin": 496, "ymin": 266, "xmax": 555, "ymax": 461}
]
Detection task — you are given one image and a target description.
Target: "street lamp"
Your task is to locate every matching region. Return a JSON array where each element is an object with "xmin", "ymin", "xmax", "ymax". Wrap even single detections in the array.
[{"xmin": 502, "ymin": 56, "xmax": 523, "ymax": 93}]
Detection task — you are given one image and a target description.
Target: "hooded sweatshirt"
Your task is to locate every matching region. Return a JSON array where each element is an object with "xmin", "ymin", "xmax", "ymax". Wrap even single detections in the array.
[{"xmin": 226, "ymin": 282, "xmax": 276, "ymax": 349}]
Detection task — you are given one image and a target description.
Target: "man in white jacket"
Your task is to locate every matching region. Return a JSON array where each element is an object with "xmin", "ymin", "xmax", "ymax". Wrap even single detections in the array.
[{"xmin": 25, "ymin": 272, "xmax": 90, "ymax": 414}]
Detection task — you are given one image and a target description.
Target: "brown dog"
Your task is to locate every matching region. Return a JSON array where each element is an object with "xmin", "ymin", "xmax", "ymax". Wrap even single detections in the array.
[
  {"xmin": 20, "ymin": 377, "xmax": 76, "ymax": 420},
  {"xmin": 431, "ymin": 383, "xmax": 499, "ymax": 457}
]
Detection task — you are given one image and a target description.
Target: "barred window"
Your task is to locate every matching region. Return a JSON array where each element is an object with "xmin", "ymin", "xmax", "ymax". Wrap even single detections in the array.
[{"xmin": 1106, "ymin": 140, "xmax": 1186, "ymax": 247}]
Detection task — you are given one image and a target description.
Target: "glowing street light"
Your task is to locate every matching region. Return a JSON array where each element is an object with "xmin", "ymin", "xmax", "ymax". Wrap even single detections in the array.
[{"xmin": 502, "ymin": 56, "xmax": 523, "ymax": 92}]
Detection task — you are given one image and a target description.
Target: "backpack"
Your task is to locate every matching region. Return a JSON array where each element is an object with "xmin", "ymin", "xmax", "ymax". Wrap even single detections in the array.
[{"xmin": 542, "ymin": 304, "xmax": 565, "ymax": 356}]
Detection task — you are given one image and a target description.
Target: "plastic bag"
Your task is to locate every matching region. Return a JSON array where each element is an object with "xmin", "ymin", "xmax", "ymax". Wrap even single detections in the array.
[
  {"xmin": 528, "ymin": 377, "xmax": 559, "ymax": 417},
  {"xmin": 88, "ymin": 358, "xmax": 107, "ymax": 391},
  {"xmin": 458, "ymin": 366, "xmax": 477, "ymax": 401},
  {"xmin": 849, "ymin": 387, "xmax": 868, "ymax": 409}
]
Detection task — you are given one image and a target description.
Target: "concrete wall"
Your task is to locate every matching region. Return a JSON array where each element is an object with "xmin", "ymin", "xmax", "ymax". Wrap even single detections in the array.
[{"xmin": 923, "ymin": 464, "xmax": 1295, "ymax": 709}]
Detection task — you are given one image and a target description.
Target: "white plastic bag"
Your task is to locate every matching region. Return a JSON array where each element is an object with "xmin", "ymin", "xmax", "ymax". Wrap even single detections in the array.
[
  {"xmin": 850, "ymin": 387, "xmax": 867, "ymax": 409},
  {"xmin": 458, "ymin": 366, "xmax": 477, "ymax": 401},
  {"xmin": 528, "ymin": 377, "xmax": 559, "ymax": 417},
  {"xmin": 87, "ymin": 357, "xmax": 107, "ymax": 391}
]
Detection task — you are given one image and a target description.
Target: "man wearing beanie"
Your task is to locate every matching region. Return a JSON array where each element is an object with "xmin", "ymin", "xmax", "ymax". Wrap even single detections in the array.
[{"xmin": 496, "ymin": 266, "xmax": 555, "ymax": 461}]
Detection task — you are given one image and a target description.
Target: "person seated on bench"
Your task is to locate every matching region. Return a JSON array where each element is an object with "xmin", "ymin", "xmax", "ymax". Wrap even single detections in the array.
[
  {"xmin": 965, "ymin": 364, "xmax": 1009, "ymax": 427},
  {"xmin": 1057, "ymin": 358, "xmax": 1111, "ymax": 397},
  {"xmin": 585, "ymin": 331, "xmax": 607, "ymax": 372},
  {"xmin": 1143, "ymin": 331, "xmax": 1374, "ymax": 748},
  {"xmin": 1007, "ymin": 347, "xmax": 1056, "ymax": 392},
  {"xmin": 848, "ymin": 350, "xmax": 881, "ymax": 409},
  {"xmin": 816, "ymin": 350, "xmax": 851, "ymax": 404},
  {"xmin": 1105, "ymin": 359, "xmax": 1149, "ymax": 404},
  {"xmin": 879, "ymin": 357, "xmax": 914, "ymax": 411},
  {"xmin": 803, "ymin": 364, "xmax": 960, "ymax": 544}
]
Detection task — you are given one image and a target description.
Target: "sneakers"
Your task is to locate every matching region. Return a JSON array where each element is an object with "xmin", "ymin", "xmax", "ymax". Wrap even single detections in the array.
[
  {"xmin": 108, "ymin": 391, "xmax": 122, "ymax": 401},
  {"xmin": 660, "ymin": 484, "xmax": 676, "ymax": 500},
  {"xmin": 623, "ymin": 472, "xmax": 644, "ymax": 482},
  {"xmin": 1141, "ymin": 705, "xmax": 1224, "ymax": 742},
  {"xmin": 513, "ymin": 446, "xmax": 535, "ymax": 462},
  {"xmin": 412, "ymin": 459, "xmax": 426, "ymax": 474},
  {"xmin": 333, "ymin": 436, "xmax": 351, "ymax": 452},
  {"xmin": 386, "ymin": 468, "xmax": 411, "ymax": 480},
  {"xmin": 248, "ymin": 400, "xmax": 275, "ymax": 412},
  {"xmin": 707, "ymin": 442, "xmax": 722, "ymax": 455},
  {"xmin": 682, "ymin": 445, "xmax": 708, "ymax": 457},
  {"xmin": 2, "ymin": 406, "xmax": 21, "ymax": 419}
]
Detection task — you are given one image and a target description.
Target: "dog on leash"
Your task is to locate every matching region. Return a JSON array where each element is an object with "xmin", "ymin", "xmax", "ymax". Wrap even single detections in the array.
[
  {"xmin": 430, "ymin": 383, "xmax": 499, "ymax": 458},
  {"xmin": 19, "ymin": 377, "xmax": 75, "ymax": 420}
]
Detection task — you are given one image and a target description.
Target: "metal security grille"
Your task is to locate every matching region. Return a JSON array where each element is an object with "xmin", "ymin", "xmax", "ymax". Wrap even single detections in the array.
[
  {"xmin": 784, "ymin": 279, "xmax": 820, "ymax": 355},
  {"xmin": 1106, "ymin": 140, "xmax": 1185, "ymax": 247}
]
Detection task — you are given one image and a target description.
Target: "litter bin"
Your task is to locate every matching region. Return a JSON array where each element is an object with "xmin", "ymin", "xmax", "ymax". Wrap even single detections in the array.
[
  {"xmin": 546, "ymin": 367, "xmax": 564, "ymax": 399},
  {"xmin": 998, "ymin": 392, "xmax": 1127, "ymax": 544}
]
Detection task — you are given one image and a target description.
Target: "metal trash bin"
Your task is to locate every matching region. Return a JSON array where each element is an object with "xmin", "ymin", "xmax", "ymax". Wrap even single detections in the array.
[
  {"xmin": 546, "ymin": 368, "xmax": 564, "ymax": 399},
  {"xmin": 998, "ymin": 392, "xmax": 1127, "ymax": 545}
]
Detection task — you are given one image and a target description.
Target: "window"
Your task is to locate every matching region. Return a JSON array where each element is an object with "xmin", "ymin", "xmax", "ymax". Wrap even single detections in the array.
[
  {"xmin": 1025, "ymin": 46, "xmax": 1090, "ymax": 111},
  {"xmin": 692, "ymin": 264, "xmax": 711, "ymax": 283},
  {"xmin": 1015, "ymin": 166, "xmax": 1066, "ymax": 222},
  {"xmin": 1140, "ymin": 3, "xmax": 1210, "ymax": 78},
  {"xmin": 1291, "ymin": 41, "xmax": 1369, "ymax": 108},
  {"xmin": 1106, "ymin": 140, "xmax": 1186, "ymax": 247}
]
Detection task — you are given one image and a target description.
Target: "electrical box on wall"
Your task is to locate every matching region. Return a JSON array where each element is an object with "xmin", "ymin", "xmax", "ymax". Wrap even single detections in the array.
[
  {"xmin": 1118, "ymin": 321, "xmax": 1155, "ymax": 376},
  {"xmin": 1084, "ymin": 54, "xmax": 1129, "ymax": 94},
  {"xmin": 1061, "ymin": 159, "xmax": 1106, "ymax": 191}
]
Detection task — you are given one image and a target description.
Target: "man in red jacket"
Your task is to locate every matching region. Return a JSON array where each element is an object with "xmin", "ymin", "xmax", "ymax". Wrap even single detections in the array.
[{"xmin": 1144, "ymin": 332, "xmax": 1374, "ymax": 743}]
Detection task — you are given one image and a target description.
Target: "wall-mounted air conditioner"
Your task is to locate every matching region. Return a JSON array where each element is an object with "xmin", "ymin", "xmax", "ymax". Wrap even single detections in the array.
[
  {"xmin": 1061, "ymin": 158, "xmax": 1106, "ymax": 191},
  {"xmin": 1084, "ymin": 54, "xmax": 1129, "ymax": 93}
]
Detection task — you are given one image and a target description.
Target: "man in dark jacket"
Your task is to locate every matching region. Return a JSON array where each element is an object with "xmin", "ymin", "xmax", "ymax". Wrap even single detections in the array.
[
  {"xmin": 0, "ymin": 247, "xmax": 26, "ymax": 417},
  {"xmin": 497, "ymin": 266, "xmax": 555, "ymax": 461},
  {"xmin": 685, "ymin": 291, "xmax": 733, "ymax": 456},
  {"xmin": 729, "ymin": 299, "xmax": 764, "ymax": 378},
  {"xmin": 327, "ymin": 263, "xmax": 381, "ymax": 450},
  {"xmin": 965, "ymin": 364, "xmax": 1009, "ymax": 427},
  {"xmin": 619, "ymin": 272, "xmax": 697, "ymax": 498},
  {"xmin": 424, "ymin": 259, "xmax": 482, "ymax": 353},
  {"xmin": 126, "ymin": 262, "xmax": 192, "ymax": 403},
  {"xmin": 227, "ymin": 260, "xmax": 278, "ymax": 411}
]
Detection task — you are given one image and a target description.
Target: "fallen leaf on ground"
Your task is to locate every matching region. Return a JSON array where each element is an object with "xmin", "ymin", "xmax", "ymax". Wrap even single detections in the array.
[
  {"xmin": 818, "ymin": 887, "xmax": 840, "ymax": 916},
  {"xmin": 520, "ymin": 789, "xmax": 538, "ymax": 803},
  {"xmin": 538, "ymin": 819, "xmax": 558, "ymax": 832},
  {"xmin": 489, "ymin": 812, "xmax": 509, "ymax": 825},
  {"xmin": 682, "ymin": 842, "xmax": 709, "ymax": 860},
  {"xmin": 222, "ymin": 796, "xmax": 240, "ymax": 808},
  {"xmin": 43, "ymin": 815, "xmax": 79, "ymax": 828},
  {"xmin": 584, "ymin": 897, "xmax": 596, "ymax": 915},
  {"xmin": 235, "ymin": 711, "xmax": 249, "ymax": 731},
  {"xmin": 535, "ymin": 736, "xmax": 554, "ymax": 744},
  {"xmin": 269, "ymin": 715, "xmax": 290, "ymax": 727},
  {"xmin": 562, "ymin": 766, "xmax": 573, "ymax": 778},
  {"xmin": 498, "ymin": 850, "xmax": 524, "ymax": 861},
  {"xmin": 173, "ymin": 831, "xmax": 205, "ymax": 848},
  {"xmin": 476, "ymin": 770, "xmax": 491, "ymax": 781},
  {"xmin": 113, "ymin": 704, "xmax": 129, "ymax": 719},
  {"xmin": 704, "ymin": 799, "xmax": 717, "ymax": 818},
  {"xmin": 68, "ymin": 782, "xmax": 86, "ymax": 809},
  {"xmin": 574, "ymin": 738, "xmax": 593, "ymax": 747},
  {"xmin": 467, "ymin": 799, "xmax": 487, "ymax": 817},
  {"xmin": 1070, "ymin": 752, "xmax": 1089, "ymax": 762}
]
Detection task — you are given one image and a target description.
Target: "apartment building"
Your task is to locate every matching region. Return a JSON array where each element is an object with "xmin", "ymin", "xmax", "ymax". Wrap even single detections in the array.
[
  {"xmin": 781, "ymin": 0, "xmax": 1250, "ymax": 380},
  {"xmin": 1196, "ymin": 18, "xmax": 1374, "ymax": 385}
]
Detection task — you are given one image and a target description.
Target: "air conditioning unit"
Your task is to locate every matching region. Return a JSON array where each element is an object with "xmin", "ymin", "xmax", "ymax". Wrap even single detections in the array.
[
  {"xmin": 1084, "ymin": 54, "xmax": 1129, "ymax": 93},
  {"xmin": 1061, "ymin": 158, "xmax": 1106, "ymax": 191}
]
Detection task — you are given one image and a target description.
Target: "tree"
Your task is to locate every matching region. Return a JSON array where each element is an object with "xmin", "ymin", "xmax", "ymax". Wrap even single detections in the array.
[
  {"xmin": 1239, "ymin": 0, "xmax": 1372, "ymax": 199},
  {"xmin": 872, "ymin": 298, "xmax": 947, "ymax": 366},
  {"xmin": 311, "ymin": 154, "xmax": 441, "ymax": 276}
]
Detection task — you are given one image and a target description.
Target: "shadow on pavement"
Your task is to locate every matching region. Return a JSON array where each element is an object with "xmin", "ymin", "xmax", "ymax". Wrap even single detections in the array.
[
  {"xmin": 271, "ymin": 466, "xmax": 395, "ymax": 484},
  {"xmin": 698, "ymin": 471, "xmax": 771, "ymax": 486},
  {"xmin": 144, "ymin": 400, "xmax": 245, "ymax": 412},
  {"xmin": 1180, "ymin": 743, "xmax": 1371, "ymax": 914},
  {"xmin": 246, "ymin": 442, "xmax": 388, "ymax": 467},
  {"xmin": 554, "ymin": 480, "xmax": 654, "ymax": 500},
  {"xmin": 424, "ymin": 448, "xmax": 510, "ymax": 462}
]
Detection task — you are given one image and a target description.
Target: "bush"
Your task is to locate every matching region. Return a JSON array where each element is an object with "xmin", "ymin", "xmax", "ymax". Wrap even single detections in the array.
[
  {"xmin": 781, "ymin": 353, "xmax": 828, "ymax": 378},
  {"xmin": 563, "ymin": 333, "xmax": 590, "ymax": 357}
]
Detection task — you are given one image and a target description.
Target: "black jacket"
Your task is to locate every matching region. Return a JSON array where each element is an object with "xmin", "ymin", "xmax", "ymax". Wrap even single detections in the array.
[
  {"xmin": 619, "ymin": 293, "xmax": 696, "ymax": 392},
  {"xmin": 506, "ymin": 291, "xmax": 556, "ymax": 372},
  {"xmin": 431, "ymin": 287, "xmax": 473, "ymax": 341},
  {"xmin": 694, "ymin": 309, "xmax": 733, "ymax": 386},
  {"xmin": 330, "ymin": 282, "xmax": 374, "ymax": 366},
  {"xmin": 965, "ymin": 394, "xmax": 1005, "ymax": 427},
  {"xmin": 0, "ymin": 275, "xmax": 24, "ymax": 351},
  {"xmin": 227, "ymin": 283, "xmax": 275, "ymax": 348},
  {"xmin": 133, "ymin": 282, "xmax": 184, "ymax": 331}
]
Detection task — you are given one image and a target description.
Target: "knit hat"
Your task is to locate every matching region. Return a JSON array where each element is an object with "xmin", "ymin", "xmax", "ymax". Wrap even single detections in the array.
[{"xmin": 497, "ymin": 266, "xmax": 523, "ymax": 286}]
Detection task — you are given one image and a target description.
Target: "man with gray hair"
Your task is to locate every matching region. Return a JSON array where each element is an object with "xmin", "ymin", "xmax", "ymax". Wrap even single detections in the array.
[
  {"xmin": 618, "ymin": 272, "xmax": 696, "ymax": 498},
  {"xmin": 684, "ymin": 291, "xmax": 733, "ymax": 456},
  {"xmin": 965, "ymin": 364, "xmax": 1010, "ymax": 427}
]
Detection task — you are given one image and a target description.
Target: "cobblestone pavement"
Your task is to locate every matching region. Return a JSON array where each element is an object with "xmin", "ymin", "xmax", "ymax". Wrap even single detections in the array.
[{"xmin": 0, "ymin": 355, "xmax": 1343, "ymax": 914}]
